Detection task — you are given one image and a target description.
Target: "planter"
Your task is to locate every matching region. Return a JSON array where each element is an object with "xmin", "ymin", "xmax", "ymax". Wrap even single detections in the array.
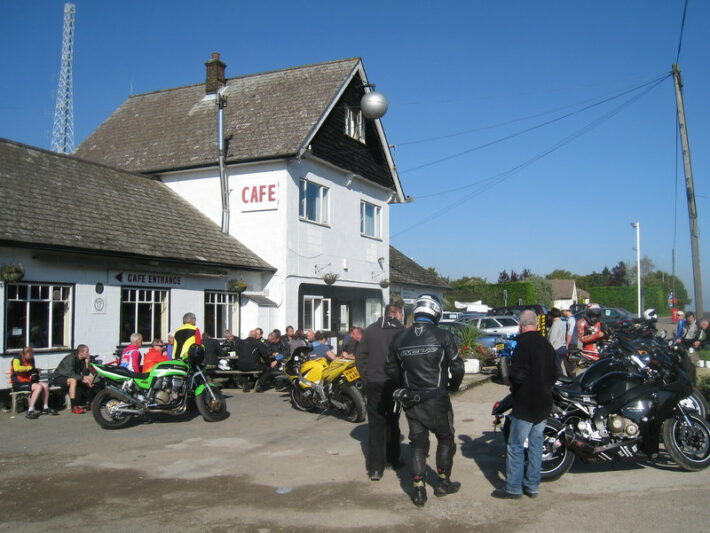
[
  {"xmin": 379, "ymin": 279, "xmax": 390, "ymax": 288},
  {"xmin": 1, "ymin": 263, "xmax": 25, "ymax": 282},
  {"xmin": 464, "ymin": 358, "xmax": 481, "ymax": 374},
  {"xmin": 323, "ymin": 273, "xmax": 339, "ymax": 285},
  {"xmin": 228, "ymin": 280, "xmax": 248, "ymax": 293}
]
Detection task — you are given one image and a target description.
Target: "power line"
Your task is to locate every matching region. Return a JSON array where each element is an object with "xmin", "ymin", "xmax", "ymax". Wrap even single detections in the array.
[
  {"xmin": 675, "ymin": 0, "xmax": 689, "ymax": 64},
  {"xmin": 392, "ymin": 75, "xmax": 669, "ymax": 237},
  {"xmin": 399, "ymin": 73, "xmax": 670, "ymax": 175}
]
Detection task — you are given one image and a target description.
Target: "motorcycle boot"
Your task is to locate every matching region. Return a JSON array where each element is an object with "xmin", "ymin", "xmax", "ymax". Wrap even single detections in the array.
[
  {"xmin": 433, "ymin": 468, "xmax": 460, "ymax": 497},
  {"xmin": 410, "ymin": 476, "xmax": 427, "ymax": 507}
]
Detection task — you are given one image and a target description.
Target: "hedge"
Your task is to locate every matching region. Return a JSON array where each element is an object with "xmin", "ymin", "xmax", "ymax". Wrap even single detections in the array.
[
  {"xmin": 447, "ymin": 281, "xmax": 537, "ymax": 308},
  {"xmin": 587, "ymin": 285, "xmax": 666, "ymax": 315}
]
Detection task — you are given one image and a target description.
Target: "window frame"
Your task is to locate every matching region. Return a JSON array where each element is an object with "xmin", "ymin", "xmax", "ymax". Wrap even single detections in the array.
[
  {"xmin": 204, "ymin": 290, "xmax": 240, "ymax": 338},
  {"xmin": 302, "ymin": 295, "xmax": 332, "ymax": 331},
  {"xmin": 119, "ymin": 287, "xmax": 169, "ymax": 344},
  {"xmin": 345, "ymin": 106, "xmax": 365, "ymax": 143},
  {"xmin": 4, "ymin": 281, "xmax": 74, "ymax": 352},
  {"xmin": 299, "ymin": 179, "xmax": 330, "ymax": 226},
  {"xmin": 360, "ymin": 200, "xmax": 382, "ymax": 239}
]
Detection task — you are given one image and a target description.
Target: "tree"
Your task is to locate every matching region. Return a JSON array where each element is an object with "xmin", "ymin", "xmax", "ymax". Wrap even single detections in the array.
[
  {"xmin": 545, "ymin": 269, "xmax": 575, "ymax": 280},
  {"xmin": 609, "ymin": 261, "xmax": 628, "ymax": 286},
  {"xmin": 426, "ymin": 266, "xmax": 449, "ymax": 283},
  {"xmin": 498, "ymin": 270, "xmax": 510, "ymax": 283},
  {"xmin": 527, "ymin": 275, "xmax": 554, "ymax": 308},
  {"xmin": 643, "ymin": 270, "xmax": 690, "ymax": 308},
  {"xmin": 510, "ymin": 270, "xmax": 519, "ymax": 282},
  {"xmin": 520, "ymin": 268, "xmax": 533, "ymax": 280},
  {"xmin": 626, "ymin": 257, "xmax": 656, "ymax": 286}
]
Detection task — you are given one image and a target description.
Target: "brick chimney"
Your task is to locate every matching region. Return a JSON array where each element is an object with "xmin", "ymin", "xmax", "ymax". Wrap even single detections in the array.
[{"xmin": 205, "ymin": 52, "xmax": 226, "ymax": 94}]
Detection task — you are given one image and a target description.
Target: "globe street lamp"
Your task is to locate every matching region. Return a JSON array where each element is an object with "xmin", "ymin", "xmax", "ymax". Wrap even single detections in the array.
[
  {"xmin": 360, "ymin": 88, "xmax": 388, "ymax": 120},
  {"xmin": 631, "ymin": 222, "xmax": 641, "ymax": 316}
]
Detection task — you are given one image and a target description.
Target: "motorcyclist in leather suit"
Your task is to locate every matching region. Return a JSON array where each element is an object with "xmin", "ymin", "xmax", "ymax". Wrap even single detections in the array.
[
  {"xmin": 386, "ymin": 294, "xmax": 465, "ymax": 507},
  {"xmin": 577, "ymin": 306, "xmax": 605, "ymax": 358}
]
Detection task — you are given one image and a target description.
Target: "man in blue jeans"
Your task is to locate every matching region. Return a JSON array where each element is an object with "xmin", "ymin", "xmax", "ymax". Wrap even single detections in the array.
[{"xmin": 493, "ymin": 310, "xmax": 557, "ymax": 499}]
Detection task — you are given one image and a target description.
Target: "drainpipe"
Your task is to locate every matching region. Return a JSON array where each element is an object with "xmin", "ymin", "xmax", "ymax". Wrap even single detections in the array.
[{"xmin": 217, "ymin": 93, "xmax": 229, "ymax": 233}]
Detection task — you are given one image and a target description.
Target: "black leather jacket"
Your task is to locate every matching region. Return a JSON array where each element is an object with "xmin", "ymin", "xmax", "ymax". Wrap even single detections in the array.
[{"xmin": 386, "ymin": 321, "xmax": 464, "ymax": 393}]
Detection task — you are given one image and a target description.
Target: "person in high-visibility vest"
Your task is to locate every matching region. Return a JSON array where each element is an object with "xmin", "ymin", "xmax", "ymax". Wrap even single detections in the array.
[{"xmin": 174, "ymin": 312, "xmax": 202, "ymax": 360}]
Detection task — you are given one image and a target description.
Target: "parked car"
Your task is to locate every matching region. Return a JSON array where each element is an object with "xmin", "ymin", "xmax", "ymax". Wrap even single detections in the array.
[
  {"xmin": 487, "ymin": 304, "xmax": 549, "ymax": 318},
  {"xmin": 458, "ymin": 315, "xmax": 520, "ymax": 336},
  {"xmin": 440, "ymin": 311, "xmax": 461, "ymax": 323},
  {"xmin": 573, "ymin": 306, "xmax": 637, "ymax": 329},
  {"xmin": 437, "ymin": 321, "xmax": 504, "ymax": 350}
]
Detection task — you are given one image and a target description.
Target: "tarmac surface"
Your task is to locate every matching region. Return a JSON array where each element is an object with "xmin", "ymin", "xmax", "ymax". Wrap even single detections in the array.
[{"xmin": 1, "ymin": 374, "xmax": 709, "ymax": 532}]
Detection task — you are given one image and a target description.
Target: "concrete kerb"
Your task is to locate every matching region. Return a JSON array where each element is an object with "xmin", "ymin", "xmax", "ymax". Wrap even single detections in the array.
[{"xmin": 455, "ymin": 371, "xmax": 494, "ymax": 393}]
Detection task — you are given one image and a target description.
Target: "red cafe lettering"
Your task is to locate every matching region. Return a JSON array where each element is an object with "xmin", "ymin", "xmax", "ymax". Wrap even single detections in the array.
[{"xmin": 242, "ymin": 183, "xmax": 276, "ymax": 204}]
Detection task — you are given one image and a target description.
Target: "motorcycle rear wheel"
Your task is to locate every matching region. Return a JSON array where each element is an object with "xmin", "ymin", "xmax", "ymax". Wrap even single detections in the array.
[
  {"xmin": 662, "ymin": 414, "xmax": 710, "ymax": 471},
  {"xmin": 290, "ymin": 385, "xmax": 316, "ymax": 412},
  {"xmin": 540, "ymin": 418, "xmax": 574, "ymax": 481},
  {"xmin": 92, "ymin": 388, "xmax": 134, "ymax": 430},
  {"xmin": 338, "ymin": 384, "xmax": 366, "ymax": 423},
  {"xmin": 195, "ymin": 387, "xmax": 228, "ymax": 422}
]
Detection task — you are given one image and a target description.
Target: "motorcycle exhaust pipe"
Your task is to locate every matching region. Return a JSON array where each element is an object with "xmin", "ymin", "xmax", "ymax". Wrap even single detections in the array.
[{"xmin": 106, "ymin": 385, "xmax": 147, "ymax": 409}]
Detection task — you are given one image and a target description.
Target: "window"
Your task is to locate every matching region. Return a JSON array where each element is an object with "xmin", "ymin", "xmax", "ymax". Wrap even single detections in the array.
[
  {"xmin": 360, "ymin": 201, "xmax": 381, "ymax": 238},
  {"xmin": 345, "ymin": 106, "xmax": 365, "ymax": 143},
  {"xmin": 204, "ymin": 291, "xmax": 240, "ymax": 338},
  {"xmin": 303, "ymin": 296, "xmax": 331, "ymax": 331},
  {"xmin": 365, "ymin": 297, "xmax": 382, "ymax": 326},
  {"xmin": 5, "ymin": 283, "xmax": 72, "ymax": 350},
  {"xmin": 299, "ymin": 179, "xmax": 329, "ymax": 225},
  {"xmin": 120, "ymin": 288, "xmax": 168, "ymax": 343}
]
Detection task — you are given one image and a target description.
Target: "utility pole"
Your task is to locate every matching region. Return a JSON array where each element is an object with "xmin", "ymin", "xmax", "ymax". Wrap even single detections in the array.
[
  {"xmin": 51, "ymin": 3, "xmax": 76, "ymax": 153},
  {"xmin": 672, "ymin": 64, "xmax": 703, "ymax": 319}
]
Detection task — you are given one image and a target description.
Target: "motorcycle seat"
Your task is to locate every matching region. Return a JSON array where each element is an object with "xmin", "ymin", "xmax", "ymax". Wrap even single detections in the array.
[
  {"xmin": 554, "ymin": 384, "xmax": 596, "ymax": 402},
  {"xmin": 109, "ymin": 366, "xmax": 150, "ymax": 380}
]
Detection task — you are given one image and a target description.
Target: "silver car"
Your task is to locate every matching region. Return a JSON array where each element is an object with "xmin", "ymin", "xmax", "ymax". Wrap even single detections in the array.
[{"xmin": 459, "ymin": 315, "xmax": 520, "ymax": 336}]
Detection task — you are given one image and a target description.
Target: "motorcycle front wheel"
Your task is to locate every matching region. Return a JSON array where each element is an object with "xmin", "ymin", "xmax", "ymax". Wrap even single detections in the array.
[
  {"xmin": 540, "ymin": 418, "xmax": 574, "ymax": 481},
  {"xmin": 195, "ymin": 387, "xmax": 228, "ymax": 422},
  {"xmin": 337, "ymin": 383, "xmax": 366, "ymax": 423},
  {"xmin": 290, "ymin": 384, "xmax": 316, "ymax": 412},
  {"xmin": 662, "ymin": 413, "xmax": 710, "ymax": 471},
  {"xmin": 92, "ymin": 388, "xmax": 134, "ymax": 430},
  {"xmin": 678, "ymin": 391, "xmax": 709, "ymax": 420}
]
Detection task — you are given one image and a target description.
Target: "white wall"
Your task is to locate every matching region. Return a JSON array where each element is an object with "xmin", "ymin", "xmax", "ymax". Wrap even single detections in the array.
[{"xmin": 160, "ymin": 157, "xmax": 394, "ymax": 331}]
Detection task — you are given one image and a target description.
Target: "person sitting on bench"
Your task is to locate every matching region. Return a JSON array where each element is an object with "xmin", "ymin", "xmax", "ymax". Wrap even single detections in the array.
[
  {"xmin": 11, "ymin": 346, "xmax": 57, "ymax": 419},
  {"xmin": 53, "ymin": 345, "xmax": 94, "ymax": 414}
]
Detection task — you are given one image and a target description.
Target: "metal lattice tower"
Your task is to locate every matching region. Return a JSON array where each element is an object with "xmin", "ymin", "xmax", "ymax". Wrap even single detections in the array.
[{"xmin": 51, "ymin": 3, "xmax": 76, "ymax": 153}]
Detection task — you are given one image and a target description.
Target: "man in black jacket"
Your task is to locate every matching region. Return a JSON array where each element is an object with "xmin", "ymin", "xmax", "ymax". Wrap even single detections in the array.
[
  {"xmin": 356, "ymin": 304, "xmax": 405, "ymax": 482},
  {"xmin": 493, "ymin": 309, "xmax": 557, "ymax": 500},
  {"xmin": 386, "ymin": 295, "xmax": 464, "ymax": 507},
  {"xmin": 237, "ymin": 330, "xmax": 273, "ymax": 392}
]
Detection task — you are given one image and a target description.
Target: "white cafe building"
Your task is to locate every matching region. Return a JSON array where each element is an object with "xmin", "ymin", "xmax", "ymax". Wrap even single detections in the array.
[{"xmin": 0, "ymin": 55, "xmax": 449, "ymax": 381}]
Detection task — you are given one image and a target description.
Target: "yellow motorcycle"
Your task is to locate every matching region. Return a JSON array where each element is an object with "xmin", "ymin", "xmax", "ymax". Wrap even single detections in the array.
[{"xmin": 284, "ymin": 347, "xmax": 366, "ymax": 422}]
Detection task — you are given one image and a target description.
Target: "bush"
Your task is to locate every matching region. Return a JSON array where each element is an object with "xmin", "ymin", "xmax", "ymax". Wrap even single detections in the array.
[
  {"xmin": 588, "ymin": 285, "xmax": 666, "ymax": 314},
  {"xmin": 697, "ymin": 372, "xmax": 710, "ymax": 404},
  {"xmin": 457, "ymin": 323, "xmax": 481, "ymax": 358}
]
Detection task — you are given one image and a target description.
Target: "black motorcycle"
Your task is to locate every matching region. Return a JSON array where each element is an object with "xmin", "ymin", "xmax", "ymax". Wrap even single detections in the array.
[{"xmin": 493, "ymin": 348, "xmax": 710, "ymax": 480}]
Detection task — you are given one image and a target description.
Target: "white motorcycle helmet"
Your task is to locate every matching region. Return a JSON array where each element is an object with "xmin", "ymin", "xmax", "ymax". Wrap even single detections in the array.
[
  {"xmin": 413, "ymin": 294, "xmax": 443, "ymax": 325},
  {"xmin": 218, "ymin": 359, "xmax": 231, "ymax": 371},
  {"xmin": 643, "ymin": 308, "xmax": 658, "ymax": 321}
]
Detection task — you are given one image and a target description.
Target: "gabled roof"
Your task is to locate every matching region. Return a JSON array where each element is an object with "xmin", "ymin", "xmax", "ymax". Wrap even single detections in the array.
[
  {"xmin": 0, "ymin": 139, "xmax": 273, "ymax": 271},
  {"xmin": 75, "ymin": 58, "xmax": 391, "ymax": 171},
  {"xmin": 549, "ymin": 279, "xmax": 576, "ymax": 299},
  {"xmin": 389, "ymin": 246, "xmax": 451, "ymax": 290}
]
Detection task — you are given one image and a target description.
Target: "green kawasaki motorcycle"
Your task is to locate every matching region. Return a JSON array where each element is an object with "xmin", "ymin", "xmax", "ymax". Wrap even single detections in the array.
[{"xmin": 90, "ymin": 347, "xmax": 227, "ymax": 429}]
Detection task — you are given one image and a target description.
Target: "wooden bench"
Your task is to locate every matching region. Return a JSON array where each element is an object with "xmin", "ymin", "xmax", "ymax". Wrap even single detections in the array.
[{"xmin": 6, "ymin": 369, "xmax": 71, "ymax": 415}]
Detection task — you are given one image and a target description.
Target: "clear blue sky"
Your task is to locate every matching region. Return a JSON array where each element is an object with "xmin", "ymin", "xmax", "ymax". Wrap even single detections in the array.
[{"xmin": 2, "ymin": 0, "xmax": 708, "ymax": 311}]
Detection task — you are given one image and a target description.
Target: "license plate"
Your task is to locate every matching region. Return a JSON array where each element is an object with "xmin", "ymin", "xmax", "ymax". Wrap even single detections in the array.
[
  {"xmin": 495, "ymin": 344, "xmax": 504, "ymax": 351},
  {"xmin": 343, "ymin": 367, "xmax": 360, "ymax": 382}
]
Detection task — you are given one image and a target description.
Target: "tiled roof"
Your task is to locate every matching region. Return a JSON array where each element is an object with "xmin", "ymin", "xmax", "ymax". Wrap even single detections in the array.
[
  {"xmin": 0, "ymin": 139, "xmax": 273, "ymax": 271},
  {"xmin": 389, "ymin": 246, "xmax": 451, "ymax": 290},
  {"xmin": 549, "ymin": 279, "xmax": 575, "ymax": 299},
  {"xmin": 75, "ymin": 58, "xmax": 361, "ymax": 173}
]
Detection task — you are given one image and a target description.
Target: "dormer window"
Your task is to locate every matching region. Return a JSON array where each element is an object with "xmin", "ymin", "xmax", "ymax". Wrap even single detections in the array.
[{"xmin": 345, "ymin": 106, "xmax": 365, "ymax": 143}]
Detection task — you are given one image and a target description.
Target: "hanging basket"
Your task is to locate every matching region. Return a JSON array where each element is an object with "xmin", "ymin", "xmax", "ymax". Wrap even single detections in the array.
[
  {"xmin": 323, "ymin": 273, "xmax": 339, "ymax": 285},
  {"xmin": 379, "ymin": 279, "xmax": 390, "ymax": 288},
  {"xmin": 1, "ymin": 263, "xmax": 25, "ymax": 282},
  {"xmin": 228, "ymin": 279, "xmax": 248, "ymax": 293}
]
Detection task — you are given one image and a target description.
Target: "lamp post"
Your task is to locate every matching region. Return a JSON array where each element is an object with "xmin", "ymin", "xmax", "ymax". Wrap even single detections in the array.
[{"xmin": 631, "ymin": 222, "xmax": 641, "ymax": 316}]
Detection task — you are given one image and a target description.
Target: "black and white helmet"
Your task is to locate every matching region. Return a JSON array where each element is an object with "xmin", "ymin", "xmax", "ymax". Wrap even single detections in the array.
[
  {"xmin": 643, "ymin": 308, "xmax": 658, "ymax": 321},
  {"xmin": 413, "ymin": 294, "xmax": 443, "ymax": 324}
]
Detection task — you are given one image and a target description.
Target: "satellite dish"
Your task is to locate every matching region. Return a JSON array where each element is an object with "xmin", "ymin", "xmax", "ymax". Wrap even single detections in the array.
[{"xmin": 360, "ymin": 90, "xmax": 388, "ymax": 120}]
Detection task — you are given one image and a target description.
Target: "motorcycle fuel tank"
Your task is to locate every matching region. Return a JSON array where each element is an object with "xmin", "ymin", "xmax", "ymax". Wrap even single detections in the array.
[{"xmin": 590, "ymin": 371, "xmax": 645, "ymax": 405}]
